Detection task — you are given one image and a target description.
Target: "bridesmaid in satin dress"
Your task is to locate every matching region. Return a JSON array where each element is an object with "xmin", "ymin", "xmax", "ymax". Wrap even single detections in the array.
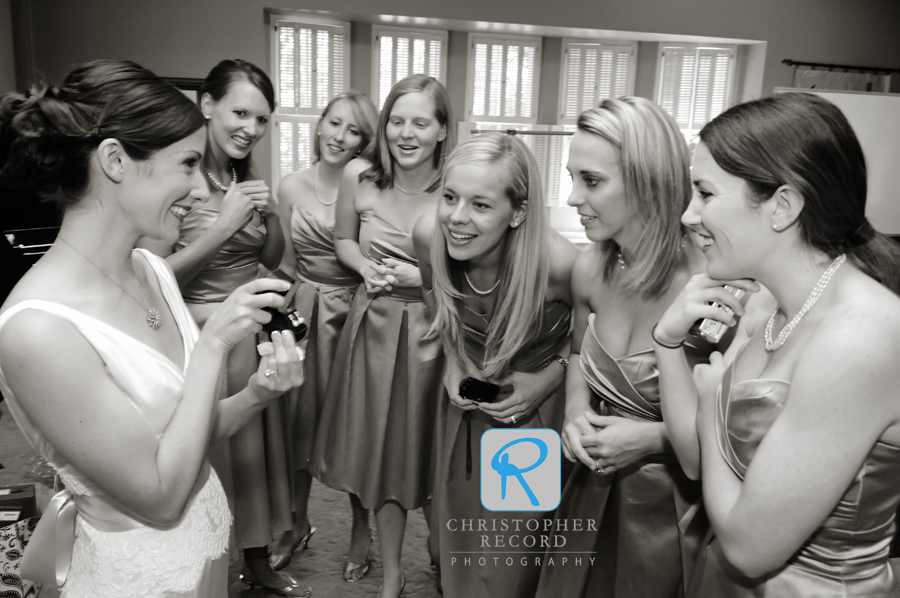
[
  {"xmin": 310, "ymin": 74, "xmax": 454, "ymax": 598},
  {"xmin": 268, "ymin": 92, "xmax": 378, "ymax": 581},
  {"xmin": 143, "ymin": 60, "xmax": 308, "ymax": 597},
  {"xmin": 415, "ymin": 133, "xmax": 579, "ymax": 598},
  {"xmin": 654, "ymin": 93, "xmax": 900, "ymax": 597},
  {"xmin": 535, "ymin": 98, "xmax": 713, "ymax": 598}
]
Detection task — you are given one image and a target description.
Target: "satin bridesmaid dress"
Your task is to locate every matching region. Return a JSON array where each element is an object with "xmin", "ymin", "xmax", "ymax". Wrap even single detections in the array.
[
  {"xmin": 687, "ymin": 344, "xmax": 900, "ymax": 597},
  {"xmin": 176, "ymin": 208, "xmax": 293, "ymax": 551},
  {"xmin": 310, "ymin": 209, "xmax": 442, "ymax": 511},
  {"xmin": 536, "ymin": 313, "xmax": 713, "ymax": 598},
  {"xmin": 432, "ymin": 300, "xmax": 571, "ymax": 598}
]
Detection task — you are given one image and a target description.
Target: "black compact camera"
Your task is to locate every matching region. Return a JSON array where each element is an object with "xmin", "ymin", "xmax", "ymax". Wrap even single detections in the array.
[
  {"xmin": 459, "ymin": 377, "xmax": 501, "ymax": 403},
  {"xmin": 262, "ymin": 269, "xmax": 308, "ymax": 339}
]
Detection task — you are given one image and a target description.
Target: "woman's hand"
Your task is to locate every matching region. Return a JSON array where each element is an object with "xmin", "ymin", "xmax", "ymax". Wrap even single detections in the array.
[
  {"xmin": 579, "ymin": 414, "xmax": 666, "ymax": 474},
  {"xmin": 693, "ymin": 351, "xmax": 726, "ymax": 420},
  {"xmin": 381, "ymin": 258, "xmax": 422, "ymax": 288},
  {"xmin": 213, "ymin": 181, "xmax": 255, "ymax": 235},
  {"xmin": 444, "ymin": 351, "xmax": 479, "ymax": 411},
  {"xmin": 200, "ymin": 278, "xmax": 290, "ymax": 351},
  {"xmin": 238, "ymin": 180, "xmax": 278, "ymax": 219},
  {"xmin": 562, "ymin": 404, "xmax": 602, "ymax": 466},
  {"xmin": 248, "ymin": 330, "xmax": 305, "ymax": 403},
  {"xmin": 478, "ymin": 367, "xmax": 561, "ymax": 423},
  {"xmin": 360, "ymin": 260, "xmax": 393, "ymax": 294},
  {"xmin": 655, "ymin": 274, "xmax": 760, "ymax": 346}
]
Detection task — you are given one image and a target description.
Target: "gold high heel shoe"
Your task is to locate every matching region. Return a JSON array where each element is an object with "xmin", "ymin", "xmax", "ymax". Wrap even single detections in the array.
[
  {"xmin": 343, "ymin": 534, "xmax": 373, "ymax": 583},
  {"xmin": 270, "ymin": 525, "xmax": 317, "ymax": 570},
  {"xmin": 376, "ymin": 573, "xmax": 405, "ymax": 598},
  {"xmin": 239, "ymin": 568, "xmax": 312, "ymax": 597}
]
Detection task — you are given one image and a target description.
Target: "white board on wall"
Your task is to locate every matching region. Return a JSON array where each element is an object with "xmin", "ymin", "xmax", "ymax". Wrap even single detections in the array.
[{"xmin": 775, "ymin": 88, "xmax": 900, "ymax": 234}]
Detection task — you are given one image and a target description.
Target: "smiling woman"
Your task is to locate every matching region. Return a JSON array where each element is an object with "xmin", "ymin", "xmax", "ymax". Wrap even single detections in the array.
[
  {"xmin": 140, "ymin": 59, "xmax": 310, "ymax": 596},
  {"xmin": 0, "ymin": 59, "xmax": 304, "ymax": 597},
  {"xmin": 418, "ymin": 132, "xmax": 579, "ymax": 598},
  {"xmin": 309, "ymin": 74, "xmax": 454, "ymax": 598}
]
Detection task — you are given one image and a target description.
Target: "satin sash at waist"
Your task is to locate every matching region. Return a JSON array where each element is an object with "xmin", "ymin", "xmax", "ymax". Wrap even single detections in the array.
[
  {"xmin": 21, "ymin": 490, "xmax": 142, "ymax": 587},
  {"xmin": 369, "ymin": 285, "xmax": 423, "ymax": 302},
  {"xmin": 296, "ymin": 268, "xmax": 358, "ymax": 289}
]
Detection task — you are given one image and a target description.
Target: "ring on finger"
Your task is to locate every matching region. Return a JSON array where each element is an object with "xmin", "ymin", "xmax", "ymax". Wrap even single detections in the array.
[
  {"xmin": 511, "ymin": 414, "xmax": 517, "ymax": 424},
  {"xmin": 264, "ymin": 369, "xmax": 274, "ymax": 378},
  {"xmin": 594, "ymin": 459, "xmax": 605, "ymax": 474}
]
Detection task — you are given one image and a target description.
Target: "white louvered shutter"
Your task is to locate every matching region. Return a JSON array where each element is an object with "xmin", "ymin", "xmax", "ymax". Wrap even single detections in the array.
[
  {"xmin": 691, "ymin": 49, "xmax": 732, "ymax": 130},
  {"xmin": 658, "ymin": 45, "xmax": 733, "ymax": 136},
  {"xmin": 273, "ymin": 20, "xmax": 350, "ymax": 183},
  {"xmin": 469, "ymin": 35, "xmax": 540, "ymax": 122},
  {"xmin": 374, "ymin": 27, "xmax": 446, "ymax": 110},
  {"xmin": 561, "ymin": 42, "xmax": 635, "ymax": 122}
]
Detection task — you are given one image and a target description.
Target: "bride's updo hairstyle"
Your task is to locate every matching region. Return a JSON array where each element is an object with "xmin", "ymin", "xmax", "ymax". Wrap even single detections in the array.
[
  {"xmin": 700, "ymin": 92, "xmax": 900, "ymax": 294},
  {"xmin": 0, "ymin": 59, "xmax": 205, "ymax": 210}
]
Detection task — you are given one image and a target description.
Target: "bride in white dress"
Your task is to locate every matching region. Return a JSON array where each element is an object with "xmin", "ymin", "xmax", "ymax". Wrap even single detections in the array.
[{"xmin": 0, "ymin": 60, "xmax": 304, "ymax": 597}]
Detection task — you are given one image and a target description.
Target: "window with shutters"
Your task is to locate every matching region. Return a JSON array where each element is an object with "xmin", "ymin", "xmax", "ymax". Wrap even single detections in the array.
[
  {"xmin": 465, "ymin": 34, "xmax": 541, "ymax": 124},
  {"xmin": 457, "ymin": 122, "xmax": 575, "ymax": 208},
  {"xmin": 656, "ymin": 45, "xmax": 735, "ymax": 142},
  {"xmin": 559, "ymin": 41, "xmax": 636, "ymax": 125},
  {"xmin": 372, "ymin": 26, "xmax": 447, "ymax": 111},
  {"xmin": 271, "ymin": 18, "xmax": 350, "ymax": 185}
]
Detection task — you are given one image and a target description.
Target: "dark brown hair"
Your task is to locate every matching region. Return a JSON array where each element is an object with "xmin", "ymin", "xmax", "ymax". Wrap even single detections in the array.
[
  {"xmin": 0, "ymin": 59, "xmax": 204, "ymax": 210},
  {"xmin": 199, "ymin": 59, "xmax": 275, "ymax": 183},
  {"xmin": 700, "ymin": 92, "xmax": 900, "ymax": 294}
]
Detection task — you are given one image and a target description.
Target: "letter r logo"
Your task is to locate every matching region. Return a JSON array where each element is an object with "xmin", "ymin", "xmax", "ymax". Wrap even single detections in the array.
[{"xmin": 481, "ymin": 429, "xmax": 561, "ymax": 511}]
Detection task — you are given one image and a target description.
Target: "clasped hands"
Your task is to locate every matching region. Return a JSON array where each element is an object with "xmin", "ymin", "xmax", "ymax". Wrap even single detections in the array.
[
  {"xmin": 215, "ymin": 180, "xmax": 277, "ymax": 234},
  {"xmin": 361, "ymin": 257, "xmax": 421, "ymax": 294},
  {"xmin": 562, "ymin": 407, "xmax": 665, "ymax": 475}
]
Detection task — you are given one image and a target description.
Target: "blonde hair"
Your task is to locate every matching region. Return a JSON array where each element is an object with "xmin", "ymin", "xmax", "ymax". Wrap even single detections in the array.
[
  {"xmin": 578, "ymin": 97, "xmax": 691, "ymax": 299},
  {"xmin": 360, "ymin": 74, "xmax": 455, "ymax": 192},
  {"xmin": 313, "ymin": 91, "xmax": 378, "ymax": 163},
  {"xmin": 429, "ymin": 133, "xmax": 548, "ymax": 378}
]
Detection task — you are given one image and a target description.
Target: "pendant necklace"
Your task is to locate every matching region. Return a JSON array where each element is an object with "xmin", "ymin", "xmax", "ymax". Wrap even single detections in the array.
[
  {"xmin": 57, "ymin": 236, "xmax": 163, "ymax": 330},
  {"xmin": 764, "ymin": 254, "xmax": 846, "ymax": 351}
]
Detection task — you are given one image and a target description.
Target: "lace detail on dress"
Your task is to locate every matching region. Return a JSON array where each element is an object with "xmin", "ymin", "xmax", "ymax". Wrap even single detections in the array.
[{"xmin": 63, "ymin": 469, "xmax": 231, "ymax": 598}]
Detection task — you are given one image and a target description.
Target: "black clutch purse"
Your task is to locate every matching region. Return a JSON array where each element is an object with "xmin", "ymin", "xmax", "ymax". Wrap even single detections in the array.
[{"xmin": 262, "ymin": 269, "xmax": 308, "ymax": 340}]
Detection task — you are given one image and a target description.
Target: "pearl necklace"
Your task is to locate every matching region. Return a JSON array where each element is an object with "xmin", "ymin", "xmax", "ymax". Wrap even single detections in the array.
[
  {"xmin": 205, "ymin": 166, "xmax": 237, "ymax": 192},
  {"xmin": 394, "ymin": 176, "xmax": 437, "ymax": 195},
  {"xmin": 58, "ymin": 236, "xmax": 162, "ymax": 330},
  {"xmin": 764, "ymin": 254, "xmax": 846, "ymax": 352},
  {"xmin": 313, "ymin": 162, "xmax": 337, "ymax": 206},
  {"xmin": 464, "ymin": 269, "xmax": 501, "ymax": 296}
]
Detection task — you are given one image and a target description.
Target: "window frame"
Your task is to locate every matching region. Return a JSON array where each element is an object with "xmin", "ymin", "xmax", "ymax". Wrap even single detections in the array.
[
  {"xmin": 269, "ymin": 16, "xmax": 351, "ymax": 188},
  {"xmin": 371, "ymin": 24, "xmax": 448, "ymax": 111},
  {"xmin": 654, "ymin": 43, "xmax": 736, "ymax": 141},
  {"xmin": 557, "ymin": 39, "xmax": 637, "ymax": 125},
  {"xmin": 464, "ymin": 32, "xmax": 542, "ymax": 125}
]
